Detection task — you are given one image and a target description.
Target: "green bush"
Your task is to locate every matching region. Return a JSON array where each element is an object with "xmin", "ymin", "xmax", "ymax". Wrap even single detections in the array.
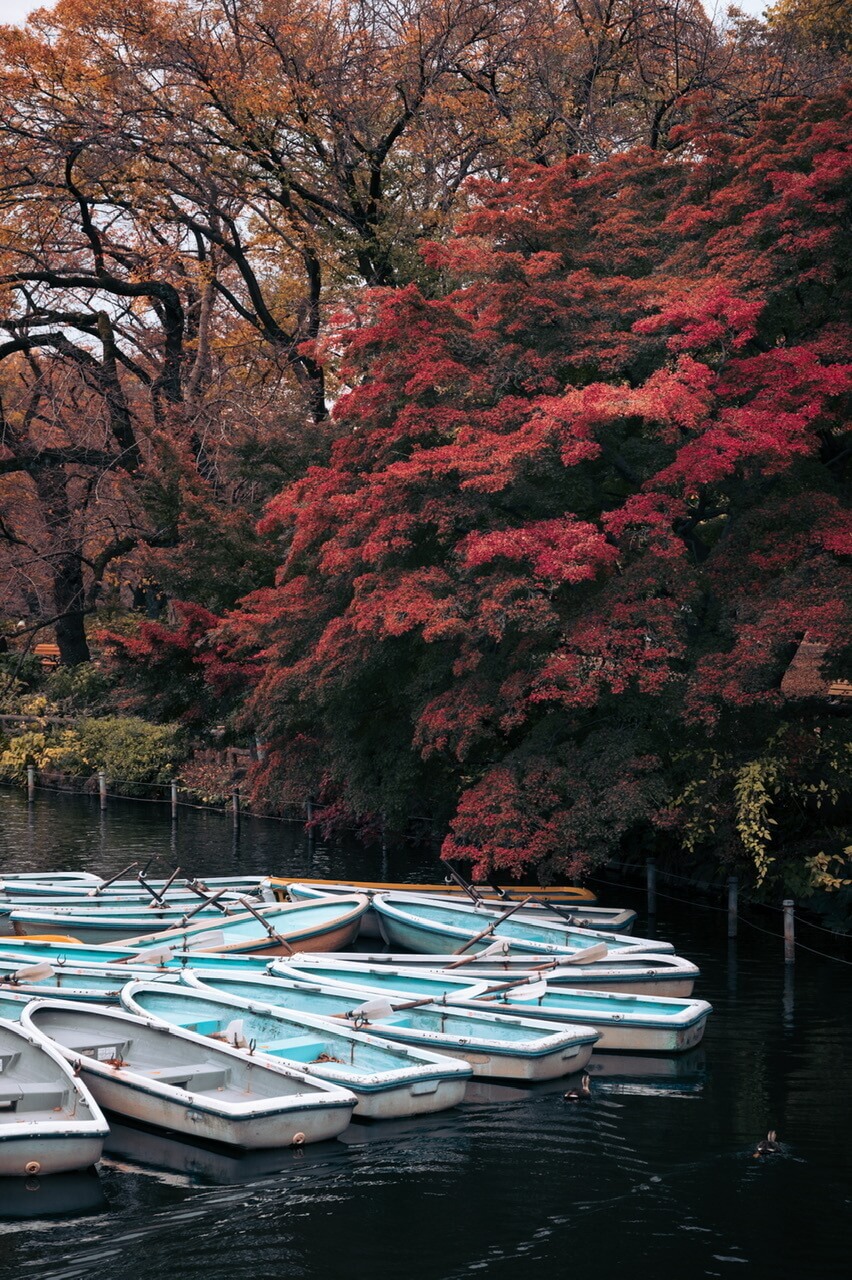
[
  {"xmin": 46, "ymin": 663, "xmax": 113, "ymax": 713},
  {"xmin": 77, "ymin": 716, "xmax": 185, "ymax": 788}
]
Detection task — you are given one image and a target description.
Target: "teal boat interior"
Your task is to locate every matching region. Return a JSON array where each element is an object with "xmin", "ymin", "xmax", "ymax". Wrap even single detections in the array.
[
  {"xmin": 381, "ymin": 900, "xmax": 643, "ymax": 952},
  {"xmin": 125, "ymin": 987, "xmax": 457, "ymax": 1082},
  {"xmin": 190, "ymin": 973, "xmax": 576, "ymax": 1046},
  {"xmin": 279, "ymin": 962, "xmax": 480, "ymax": 998}
]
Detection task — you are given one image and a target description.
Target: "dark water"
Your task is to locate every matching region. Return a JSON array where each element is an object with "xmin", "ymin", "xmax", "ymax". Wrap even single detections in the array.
[{"xmin": 0, "ymin": 788, "xmax": 850, "ymax": 1280}]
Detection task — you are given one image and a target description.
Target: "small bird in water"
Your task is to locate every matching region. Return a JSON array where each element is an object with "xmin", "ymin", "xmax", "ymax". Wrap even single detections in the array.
[
  {"xmin": 564, "ymin": 1072, "xmax": 592, "ymax": 1102},
  {"xmin": 753, "ymin": 1130, "xmax": 780, "ymax": 1157}
]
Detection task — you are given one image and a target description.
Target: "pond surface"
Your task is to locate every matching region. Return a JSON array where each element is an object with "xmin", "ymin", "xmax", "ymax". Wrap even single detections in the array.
[{"xmin": 0, "ymin": 787, "xmax": 850, "ymax": 1280}]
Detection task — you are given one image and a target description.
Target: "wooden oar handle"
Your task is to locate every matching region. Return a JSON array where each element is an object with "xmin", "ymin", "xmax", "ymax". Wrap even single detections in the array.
[{"xmin": 450, "ymin": 895, "xmax": 535, "ymax": 955}]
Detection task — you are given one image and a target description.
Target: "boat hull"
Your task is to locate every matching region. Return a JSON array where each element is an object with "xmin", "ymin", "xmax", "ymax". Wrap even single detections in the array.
[
  {"xmin": 74, "ymin": 1070, "xmax": 352, "ymax": 1147},
  {"xmin": 0, "ymin": 1133, "xmax": 105, "ymax": 1178},
  {"xmin": 292, "ymin": 952, "xmax": 698, "ymax": 998},
  {"xmin": 372, "ymin": 893, "xmax": 671, "ymax": 957}
]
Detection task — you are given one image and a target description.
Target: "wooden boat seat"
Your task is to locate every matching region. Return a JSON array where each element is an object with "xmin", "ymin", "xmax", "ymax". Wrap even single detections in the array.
[
  {"xmin": 140, "ymin": 1063, "xmax": 230, "ymax": 1089},
  {"xmin": 260, "ymin": 1036, "xmax": 328, "ymax": 1062},
  {"xmin": 0, "ymin": 1082, "xmax": 67, "ymax": 1112}
]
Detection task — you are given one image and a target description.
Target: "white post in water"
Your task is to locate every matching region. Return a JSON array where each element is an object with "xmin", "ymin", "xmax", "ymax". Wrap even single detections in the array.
[
  {"xmin": 727, "ymin": 876, "xmax": 738, "ymax": 938},
  {"xmin": 170, "ymin": 779, "xmax": 178, "ymax": 820},
  {"xmin": 646, "ymin": 859, "xmax": 657, "ymax": 915},
  {"xmin": 98, "ymin": 769, "xmax": 107, "ymax": 811},
  {"xmin": 27, "ymin": 764, "xmax": 35, "ymax": 803},
  {"xmin": 783, "ymin": 899, "xmax": 795, "ymax": 964}
]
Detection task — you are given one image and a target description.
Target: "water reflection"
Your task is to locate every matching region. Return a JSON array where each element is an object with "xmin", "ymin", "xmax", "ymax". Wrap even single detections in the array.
[
  {"xmin": 0, "ymin": 789, "xmax": 851, "ymax": 1280},
  {"xmin": 102, "ymin": 1121, "xmax": 334, "ymax": 1188},
  {"xmin": 0, "ymin": 1170, "xmax": 106, "ymax": 1221}
]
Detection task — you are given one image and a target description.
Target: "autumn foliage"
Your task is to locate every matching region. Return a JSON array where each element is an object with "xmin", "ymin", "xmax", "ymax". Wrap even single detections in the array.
[{"xmin": 225, "ymin": 88, "xmax": 851, "ymax": 886}]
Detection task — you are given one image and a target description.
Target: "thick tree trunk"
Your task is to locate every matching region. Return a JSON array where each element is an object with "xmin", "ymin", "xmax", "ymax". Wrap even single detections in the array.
[
  {"xmin": 33, "ymin": 465, "xmax": 91, "ymax": 665},
  {"xmin": 53, "ymin": 589, "xmax": 91, "ymax": 665}
]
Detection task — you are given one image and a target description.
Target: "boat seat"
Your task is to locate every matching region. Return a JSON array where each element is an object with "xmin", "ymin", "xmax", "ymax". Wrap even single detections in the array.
[
  {"xmin": 0, "ymin": 1083, "xmax": 67, "ymax": 1112},
  {"xmin": 140, "ymin": 1063, "xmax": 230, "ymax": 1089},
  {"xmin": 371, "ymin": 1014, "xmax": 413, "ymax": 1028},
  {"xmin": 258, "ymin": 1036, "xmax": 328, "ymax": 1063},
  {"xmin": 60, "ymin": 1032, "xmax": 131, "ymax": 1061},
  {"xmin": 189, "ymin": 1019, "xmax": 224, "ymax": 1036}
]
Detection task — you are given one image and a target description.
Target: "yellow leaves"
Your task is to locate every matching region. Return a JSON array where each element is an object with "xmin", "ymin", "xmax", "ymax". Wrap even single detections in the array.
[{"xmin": 803, "ymin": 849, "xmax": 852, "ymax": 892}]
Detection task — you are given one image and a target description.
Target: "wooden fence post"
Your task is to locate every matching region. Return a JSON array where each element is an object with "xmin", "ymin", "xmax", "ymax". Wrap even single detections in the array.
[
  {"xmin": 231, "ymin": 788, "xmax": 241, "ymax": 829},
  {"xmin": 170, "ymin": 780, "xmax": 178, "ymax": 820},
  {"xmin": 646, "ymin": 859, "xmax": 657, "ymax": 915},
  {"xmin": 783, "ymin": 899, "xmax": 795, "ymax": 964},
  {"xmin": 98, "ymin": 770, "xmax": 107, "ymax": 811},
  {"xmin": 27, "ymin": 765, "xmax": 35, "ymax": 803},
  {"xmin": 727, "ymin": 876, "xmax": 738, "ymax": 938}
]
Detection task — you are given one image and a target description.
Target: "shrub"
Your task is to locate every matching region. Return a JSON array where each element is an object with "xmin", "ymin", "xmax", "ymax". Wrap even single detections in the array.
[
  {"xmin": 77, "ymin": 717, "xmax": 186, "ymax": 788},
  {"xmin": 46, "ymin": 663, "xmax": 113, "ymax": 713},
  {"xmin": 0, "ymin": 729, "xmax": 86, "ymax": 782}
]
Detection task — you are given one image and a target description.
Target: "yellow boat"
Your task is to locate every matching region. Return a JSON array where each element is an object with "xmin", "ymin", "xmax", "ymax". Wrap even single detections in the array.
[{"xmin": 266, "ymin": 878, "xmax": 597, "ymax": 906}]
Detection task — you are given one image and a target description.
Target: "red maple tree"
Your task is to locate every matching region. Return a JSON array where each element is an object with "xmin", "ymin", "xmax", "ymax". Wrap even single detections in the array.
[{"xmin": 222, "ymin": 88, "xmax": 850, "ymax": 886}]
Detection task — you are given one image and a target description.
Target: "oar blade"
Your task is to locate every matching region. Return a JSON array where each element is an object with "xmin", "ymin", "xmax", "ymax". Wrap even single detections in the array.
[
  {"xmin": 10, "ymin": 961, "xmax": 56, "ymax": 983},
  {"xmin": 566, "ymin": 942, "xmax": 608, "ymax": 964},
  {"xmin": 186, "ymin": 929, "xmax": 226, "ymax": 951},
  {"xmin": 352, "ymin": 998, "xmax": 397, "ymax": 1020}
]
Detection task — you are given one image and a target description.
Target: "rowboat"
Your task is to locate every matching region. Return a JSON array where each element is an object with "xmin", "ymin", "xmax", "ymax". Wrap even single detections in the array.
[
  {"xmin": 11, "ymin": 895, "xmax": 370, "ymax": 953},
  {"xmin": 285, "ymin": 881, "xmax": 635, "ymax": 936},
  {"xmin": 288, "ymin": 950, "xmax": 700, "ymax": 998},
  {"xmin": 0, "ymin": 1013, "xmax": 109, "ymax": 1175},
  {"xmin": 265, "ymin": 876, "xmax": 597, "ymax": 906},
  {"xmin": 0, "ymin": 938, "xmax": 288, "ymax": 969},
  {"xmin": 371, "ymin": 893, "xmax": 673, "ymax": 956},
  {"xmin": 273, "ymin": 959, "xmax": 712, "ymax": 1054},
  {"xmin": 121, "ymin": 980, "xmax": 471, "ymax": 1120},
  {"xmin": 184, "ymin": 968, "xmax": 600, "ymax": 1082},
  {"xmin": 0, "ymin": 957, "xmax": 178, "ymax": 1003},
  {"xmin": 3, "ymin": 899, "xmax": 258, "ymax": 939},
  {"xmin": 0, "ymin": 874, "xmax": 273, "ymax": 901},
  {"xmin": 0, "ymin": 890, "xmax": 258, "ymax": 915},
  {"xmin": 21, "ymin": 999, "xmax": 357, "ymax": 1148}
]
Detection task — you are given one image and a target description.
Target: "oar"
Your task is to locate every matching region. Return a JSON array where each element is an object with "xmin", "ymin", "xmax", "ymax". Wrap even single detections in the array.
[
  {"xmin": 235, "ymin": 898, "xmax": 294, "ymax": 954},
  {"xmin": 445, "ymin": 862, "xmax": 583, "ymax": 928},
  {"xmin": 465, "ymin": 969, "xmax": 553, "ymax": 1004},
  {"xmin": 335, "ymin": 964, "xmax": 556, "ymax": 1023},
  {"xmin": 182, "ymin": 929, "xmax": 226, "ymax": 953},
  {"xmin": 443, "ymin": 862, "xmax": 485, "ymax": 905},
  {"xmin": 561, "ymin": 941, "xmax": 608, "ymax": 965},
  {"xmin": 138, "ymin": 865, "xmax": 182, "ymax": 906},
  {"xmin": 86, "ymin": 862, "xmax": 138, "ymax": 897},
  {"xmin": 443, "ymin": 938, "xmax": 513, "ymax": 969},
  {"xmin": 177, "ymin": 888, "xmax": 231, "ymax": 925},
  {"xmin": 116, "ymin": 944, "xmax": 175, "ymax": 967},
  {"xmin": 451, "ymin": 896, "xmax": 535, "ymax": 955},
  {"xmin": 184, "ymin": 879, "xmax": 236, "ymax": 916},
  {"xmin": 118, "ymin": 928, "xmax": 228, "ymax": 967},
  {"xmin": 1, "ymin": 961, "xmax": 56, "ymax": 984}
]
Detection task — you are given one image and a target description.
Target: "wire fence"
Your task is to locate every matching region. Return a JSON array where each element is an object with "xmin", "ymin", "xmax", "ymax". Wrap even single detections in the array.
[
  {"xmin": 591, "ymin": 862, "xmax": 852, "ymax": 968},
  {"xmin": 5, "ymin": 774, "xmax": 851, "ymax": 964}
]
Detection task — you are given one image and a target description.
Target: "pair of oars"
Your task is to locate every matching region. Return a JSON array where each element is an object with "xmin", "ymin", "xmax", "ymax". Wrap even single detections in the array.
[{"xmin": 443, "ymin": 861, "xmax": 588, "ymax": 930}]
